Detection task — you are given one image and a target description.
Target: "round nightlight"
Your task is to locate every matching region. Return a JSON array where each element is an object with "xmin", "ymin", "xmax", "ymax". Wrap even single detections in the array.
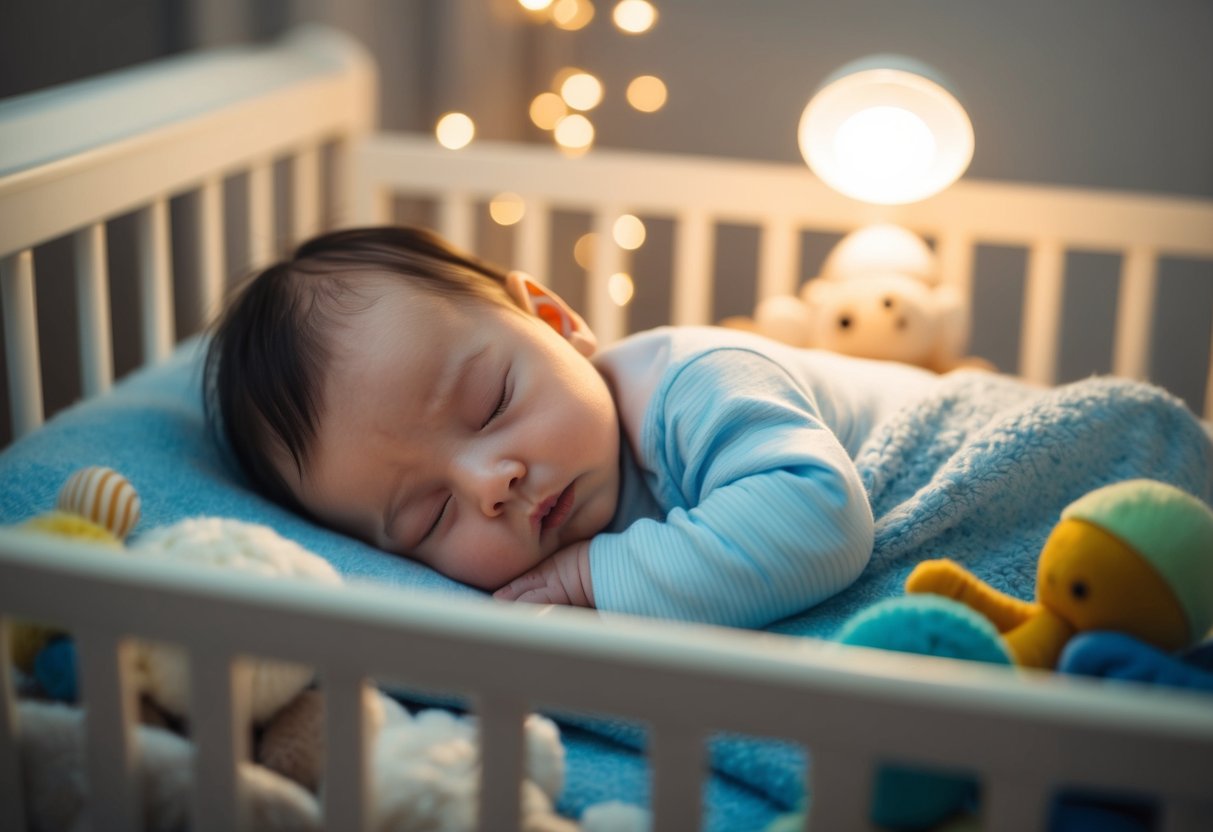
[{"xmin": 798, "ymin": 56, "xmax": 974, "ymax": 205}]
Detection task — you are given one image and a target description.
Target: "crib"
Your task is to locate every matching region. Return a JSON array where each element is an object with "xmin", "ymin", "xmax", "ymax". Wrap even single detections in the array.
[{"xmin": 2, "ymin": 24, "xmax": 1213, "ymax": 832}]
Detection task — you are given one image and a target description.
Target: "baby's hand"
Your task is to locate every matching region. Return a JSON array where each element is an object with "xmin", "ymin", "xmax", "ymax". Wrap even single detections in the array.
[{"xmin": 493, "ymin": 541, "xmax": 595, "ymax": 608}]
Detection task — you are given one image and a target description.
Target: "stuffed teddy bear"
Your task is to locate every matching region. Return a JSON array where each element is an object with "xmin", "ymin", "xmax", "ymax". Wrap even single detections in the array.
[
  {"xmin": 906, "ymin": 478, "xmax": 1213, "ymax": 669},
  {"xmin": 722, "ymin": 224, "xmax": 990, "ymax": 374}
]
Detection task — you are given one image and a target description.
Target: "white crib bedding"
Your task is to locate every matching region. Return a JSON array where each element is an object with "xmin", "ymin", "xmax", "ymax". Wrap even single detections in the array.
[{"xmin": 3, "ymin": 337, "xmax": 1212, "ymax": 829}]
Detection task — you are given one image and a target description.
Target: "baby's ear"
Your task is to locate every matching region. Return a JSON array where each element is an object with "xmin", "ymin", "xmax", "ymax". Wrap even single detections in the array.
[{"xmin": 505, "ymin": 271, "xmax": 598, "ymax": 357}]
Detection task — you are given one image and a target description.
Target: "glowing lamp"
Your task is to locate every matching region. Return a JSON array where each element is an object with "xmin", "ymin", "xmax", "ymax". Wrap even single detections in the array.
[{"xmin": 798, "ymin": 56, "xmax": 973, "ymax": 205}]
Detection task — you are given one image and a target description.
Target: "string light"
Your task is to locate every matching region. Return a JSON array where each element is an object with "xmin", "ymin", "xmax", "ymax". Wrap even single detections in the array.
[
  {"xmin": 530, "ymin": 92, "xmax": 567, "ymax": 130},
  {"xmin": 435, "ymin": 112, "xmax": 474, "ymax": 149},
  {"xmin": 552, "ymin": 0, "xmax": 595, "ymax": 30},
  {"xmin": 489, "ymin": 193, "xmax": 527, "ymax": 226},
  {"xmin": 561, "ymin": 72, "xmax": 604, "ymax": 111},
  {"xmin": 612, "ymin": 0, "xmax": 657, "ymax": 34},
  {"xmin": 573, "ymin": 233, "xmax": 598, "ymax": 269},
  {"xmin": 554, "ymin": 113, "xmax": 595, "ymax": 152},
  {"xmin": 608, "ymin": 272, "xmax": 635, "ymax": 306},
  {"xmin": 612, "ymin": 214, "xmax": 646, "ymax": 249},
  {"xmin": 626, "ymin": 75, "xmax": 667, "ymax": 112}
]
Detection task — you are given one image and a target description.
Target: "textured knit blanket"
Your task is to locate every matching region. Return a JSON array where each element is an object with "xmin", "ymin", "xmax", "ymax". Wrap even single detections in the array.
[{"xmin": 570, "ymin": 369, "xmax": 1213, "ymax": 818}]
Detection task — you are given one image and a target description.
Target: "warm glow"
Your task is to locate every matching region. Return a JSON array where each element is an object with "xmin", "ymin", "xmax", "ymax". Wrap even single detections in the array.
[
  {"xmin": 552, "ymin": 0, "xmax": 595, "ymax": 30},
  {"xmin": 612, "ymin": 0, "xmax": 656, "ymax": 33},
  {"xmin": 435, "ymin": 112, "xmax": 475, "ymax": 149},
  {"xmin": 799, "ymin": 62, "xmax": 974, "ymax": 205},
  {"xmin": 530, "ymin": 92, "xmax": 567, "ymax": 130},
  {"xmin": 561, "ymin": 72, "xmax": 604, "ymax": 111},
  {"xmin": 612, "ymin": 214, "xmax": 646, "ymax": 250},
  {"xmin": 833, "ymin": 106, "xmax": 937, "ymax": 192},
  {"xmin": 489, "ymin": 193, "xmax": 527, "ymax": 226},
  {"xmin": 554, "ymin": 113, "xmax": 595, "ymax": 150},
  {"xmin": 518, "ymin": 0, "xmax": 553, "ymax": 10},
  {"xmin": 608, "ymin": 272, "xmax": 635, "ymax": 306},
  {"xmin": 573, "ymin": 232, "xmax": 598, "ymax": 269},
  {"xmin": 626, "ymin": 75, "xmax": 667, "ymax": 112}
]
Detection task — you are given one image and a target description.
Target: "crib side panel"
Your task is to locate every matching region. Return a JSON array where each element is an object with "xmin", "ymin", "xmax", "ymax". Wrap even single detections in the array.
[
  {"xmin": 0, "ymin": 26, "xmax": 376, "ymax": 443},
  {"xmin": 356, "ymin": 133, "xmax": 1213, "ymax": 417}
]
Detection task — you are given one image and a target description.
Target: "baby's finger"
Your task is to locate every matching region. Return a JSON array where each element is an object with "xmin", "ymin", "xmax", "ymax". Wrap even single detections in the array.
[{"xmin": 493, "ymin": 571, "xmax": 544, "ymax": 600}]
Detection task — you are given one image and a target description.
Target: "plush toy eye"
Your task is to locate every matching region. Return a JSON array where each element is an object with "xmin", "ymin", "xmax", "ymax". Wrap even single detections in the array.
[
  {"xmin": 882, "ymin": 296, "xmax": 894, "ymax": 309},
  {"xmin": 1070, "ymin": 580, "xmax": 1088, "ymax": 600},
  {"xmin": 837, "ymin": 314, "xmax": 852, "ymax": 330}
]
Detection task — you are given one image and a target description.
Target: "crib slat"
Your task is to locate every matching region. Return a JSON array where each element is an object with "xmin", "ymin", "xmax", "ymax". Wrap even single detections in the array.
[
  {"xmin": 0, "ymin": 617, "xmax": 27, "ymax": 832},
  {"xmin": 516, "ymin": 200, "xmax": 551, "ymax": 285},
  {"xmin": 1206, "ymin": 330, "xmax": 1213, "ymax": 423},
  {"xmin": 757, "ymin": 218, "xmax": 799, "ymax": 301},
  {"xmin": 936, "ymin": 231, "xmax": 975, "ymax": 302},
  {"xmin": 477, "ymin": 695, "xmax": 527, "ymax": 832},
  {"xmin": 196, "ymin": 177, "xmax": 226, "ymax": 326},
  {"xmin": 73, "ymin": 224, "xmax": 115, "ymax": 396},
  {"xmin": 806, "ymin": 750, "xmax": 872, "ymax": 829},
  {"xmin": 1, "ymin": 249, "xmax": 44, "ymax": 438},
  {"xmin": 322, "ymin": 672, "xmax": 372, "ymax": 832},
  {"xmin": 135, "ymin": 199, "xmax": 175, "ymax": 363},
  {"xmin": 672, "ymin": 210, "xmax": 714, "ymax": 326},
  {"xmin": 329, "ymin": 137, "xmax": 353, "ymax": 229},
  {"xmin": 588, "ymin": 208, "xmax": 626, "ymax": 344},
  {"xmin": 76, "ymin": 631, "xmax": 140, "ymax": 832},
  {"xmin": 439, "ymin": 192, "xmax": 475, "ymax": 251},
  {"xmin": 651, "ymin": 723, "xmax": 704, "ymax": 830},
  {"xmin": 983, "ymin": 775, "xmax": 1050, "ymax": 832},
  {"xmin": 1111, "ymin": 246, "xmax": 1157, "ymax": 380},
  {"xmin": 248, "ymin": 160, "xmax": 276, "ymax": 269},
  {"xmin": 292, "ymin": 145, "xmax": 322, "ymax": 244},
  {"xmin": 1019, "ymin": 239, "xmax": 1064, "ymax": 384},
  {"xmin": 189, "ymin": 649, "xmax": 252, "ymax": 831}
]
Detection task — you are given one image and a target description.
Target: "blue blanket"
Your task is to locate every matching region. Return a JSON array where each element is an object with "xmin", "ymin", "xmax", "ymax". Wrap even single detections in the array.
[{"xmin": 2, "ymin": 342, "xmax": 1210, "ymax": 829}]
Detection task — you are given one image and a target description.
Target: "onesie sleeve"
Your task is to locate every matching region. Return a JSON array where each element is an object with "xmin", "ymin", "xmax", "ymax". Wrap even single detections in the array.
[{"xmin": 589, "ymin": 348, "xmax": 874, "ymax": 628}]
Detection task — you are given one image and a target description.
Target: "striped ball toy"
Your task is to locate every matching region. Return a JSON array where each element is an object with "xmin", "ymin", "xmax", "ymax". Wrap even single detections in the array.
[{"xmin": 56, "ymin": 466, "xmax": 141, "ymax": 541}]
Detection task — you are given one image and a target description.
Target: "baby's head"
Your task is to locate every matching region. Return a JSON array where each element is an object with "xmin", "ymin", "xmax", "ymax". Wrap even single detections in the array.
[{"xmin": 205, "ymin": 226, "xmax": 620, "ymax": 589}]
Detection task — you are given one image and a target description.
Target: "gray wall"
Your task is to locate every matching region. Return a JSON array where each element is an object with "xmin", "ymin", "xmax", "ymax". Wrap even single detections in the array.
[{"xmin": 2, "ymin": 0, "xmax": 1212, "ymax": 442}]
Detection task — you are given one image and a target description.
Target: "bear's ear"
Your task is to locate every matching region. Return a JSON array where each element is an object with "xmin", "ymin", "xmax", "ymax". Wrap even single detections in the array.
[{"xmin": 799, "ymin": 277, "xmax": 834, "ymax": 309}]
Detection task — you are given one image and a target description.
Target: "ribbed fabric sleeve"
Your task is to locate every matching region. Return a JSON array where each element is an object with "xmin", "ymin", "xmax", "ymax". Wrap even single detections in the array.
[{"xmin": 590, "ymin": 348, "xmax": 874, "ymax": 628}]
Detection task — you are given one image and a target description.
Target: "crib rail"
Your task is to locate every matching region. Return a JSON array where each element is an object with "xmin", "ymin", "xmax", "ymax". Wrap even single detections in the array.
[
  {"xmin": 2, "ymin": 531, "xmax": 1212, "ymax": 832},
  {"xmin": 0, "ymin": 25, "xmax": 375, "ymax": 441},
  {"xmin": 356, "ymin": 134, "xmax": 1213, "ymax": 417}
]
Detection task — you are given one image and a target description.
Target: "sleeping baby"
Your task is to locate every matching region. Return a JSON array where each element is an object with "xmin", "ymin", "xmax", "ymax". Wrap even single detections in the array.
[{"xmin": 204, "ymin": 225, "xmax": 946, "ymax": 628}]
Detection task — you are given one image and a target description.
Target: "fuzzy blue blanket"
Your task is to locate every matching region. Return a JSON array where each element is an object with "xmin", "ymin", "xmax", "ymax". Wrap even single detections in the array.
[{"xmin": 2, "ymin": 345, "xmax": 1210, "ymax": 829}]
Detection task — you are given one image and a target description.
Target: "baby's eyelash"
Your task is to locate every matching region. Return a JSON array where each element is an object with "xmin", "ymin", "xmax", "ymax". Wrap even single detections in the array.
[
  {"xmin": 482, "ymin": 376, "xmax": 510, "ymax": 427},
  {"xmin": 420, "ymin": 495, "xmax": 450, "ymax": 543}
]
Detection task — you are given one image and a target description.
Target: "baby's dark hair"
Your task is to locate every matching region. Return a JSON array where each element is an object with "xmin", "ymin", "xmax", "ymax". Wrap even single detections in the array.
[{"xmin": 203, "ymin": 225, "xmax": 515, "ymax": 512}]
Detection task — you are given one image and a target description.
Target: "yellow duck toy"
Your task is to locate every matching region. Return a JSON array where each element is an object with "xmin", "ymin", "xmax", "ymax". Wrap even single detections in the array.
[{"xmin": 906, "ymin": 479, "xmax": 1213, "ymax": 669}]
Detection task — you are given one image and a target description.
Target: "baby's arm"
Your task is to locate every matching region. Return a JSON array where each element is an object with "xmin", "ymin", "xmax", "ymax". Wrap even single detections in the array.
[
  {"xmin": 591, "ymin": 349, "xmax": 874, "ymax": 628},
  {"xmin": 494, "ymin": 540, "xmax": 594, "ymax": 607}
]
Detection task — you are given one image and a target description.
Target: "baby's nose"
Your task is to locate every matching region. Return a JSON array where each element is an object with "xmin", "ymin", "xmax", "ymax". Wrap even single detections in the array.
[{"xmin": 475, "ymin": 459, "xmax": 525, "ymax": 517}]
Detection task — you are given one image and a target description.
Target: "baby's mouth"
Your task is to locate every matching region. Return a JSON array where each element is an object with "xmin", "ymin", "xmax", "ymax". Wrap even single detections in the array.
[{"xmin": 537, "ymin": 483, "xmax": 576, "ymax": 532}]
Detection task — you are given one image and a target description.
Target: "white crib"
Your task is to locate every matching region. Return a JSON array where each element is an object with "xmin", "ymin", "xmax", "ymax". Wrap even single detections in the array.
[{"xmin": 1, "ymin": 25, "xmax": 1212, "ymax": 832}]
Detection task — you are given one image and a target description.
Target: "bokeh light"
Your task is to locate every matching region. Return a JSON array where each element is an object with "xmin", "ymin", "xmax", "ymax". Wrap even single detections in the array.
[
  {"xmin": 608, "ymin": 272, "xmax": 635, "ymax": 306},
  {"xmin": 626, "ymin": 75, "xmax": 667, "ymax": 112},
  {"xmin": 612, "ymin": 0, "xmax": 657, "ymax": 33},
  {"xmin": 573, "ymin": 232, "xmax": 598, "ymax": 269},
  {"xmin": 612, "ymin": 214, "xmax": 646, "ymax": 250},
  {"xmin": 530, "ymin": 92, "xmax": 567, "ymax": 130},
  {"xmin": 561, "ymin": 72, "xmax": 604, "ymax": 111},
  {"xmin": 435, "ymin": 112, "xmax": 475, "ymax": 149},
  {"xmin": 552, "ymin": 0, "xmax": 595, "ymax": 30},
  {"xmin": 489, "ymin": 193, "xmax": 527, "ymax": 226},
  {"xmin": 518, "ymin": 0, "xmax": 553, "ymax": 10},
  {"xmin": 554, "ymin": 113, "xmax": 595, "ymax": 151}
]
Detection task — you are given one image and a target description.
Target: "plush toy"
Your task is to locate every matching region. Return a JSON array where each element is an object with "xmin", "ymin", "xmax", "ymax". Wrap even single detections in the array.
[
  {"xmin": 906, "ymin": 479, "xmax": 1213, "ymax": 669},
  {"xmin": 722, "ymin": 224, "xmax": 989, "ymax": 373},
  {"xmin": 12, "ymin": 470, "xmax": 649, "ymax": 832}
]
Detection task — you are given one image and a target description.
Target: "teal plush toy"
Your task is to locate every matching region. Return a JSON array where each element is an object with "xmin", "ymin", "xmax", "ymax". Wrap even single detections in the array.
[{"xmin": 764, "ymin": 596, "xmax": 1011, "ymax": 832}]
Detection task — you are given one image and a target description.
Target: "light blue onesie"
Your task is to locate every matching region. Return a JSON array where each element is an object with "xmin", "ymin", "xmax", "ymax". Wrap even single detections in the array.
[{"xmin": 589, "ymin": 326, "xmax": 941, "ymax": 628}]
